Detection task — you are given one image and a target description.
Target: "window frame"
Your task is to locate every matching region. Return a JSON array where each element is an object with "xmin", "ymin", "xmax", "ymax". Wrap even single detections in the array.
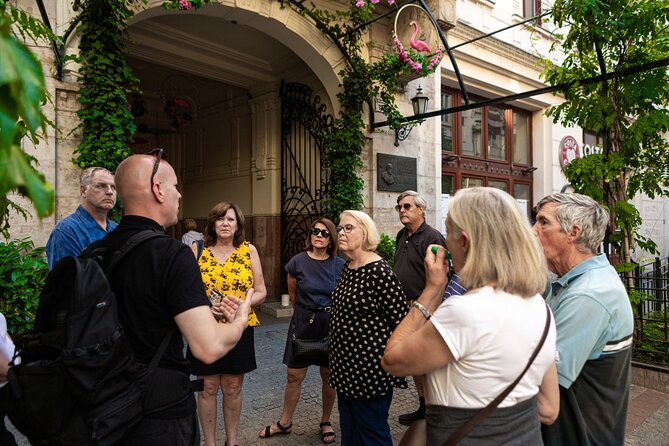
[{"xmin": 441, "ymin": 87, "xmax": 534, "ymax": 213}]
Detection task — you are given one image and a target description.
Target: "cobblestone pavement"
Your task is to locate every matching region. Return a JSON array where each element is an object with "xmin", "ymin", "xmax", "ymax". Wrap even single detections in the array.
[{"xmin": 6, "ymin": 312, "xmax": 669, "ymax": 445}]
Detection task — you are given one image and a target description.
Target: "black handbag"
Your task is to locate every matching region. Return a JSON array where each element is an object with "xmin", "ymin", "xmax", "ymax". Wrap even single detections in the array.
[{"xmin": 292, "ymin": 337, "xmax": 329, "ymax": 362}]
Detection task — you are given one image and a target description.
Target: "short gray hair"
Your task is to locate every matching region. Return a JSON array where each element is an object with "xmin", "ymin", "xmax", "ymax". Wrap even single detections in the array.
[
  {"xmin": 80, "ymin": 167, "xmax": 113, "ymax": 186},
  {"xmin": 397, "ymin": 190, "xmax": 427, "ymax": 210},
  {"xmin": 536, "ymin": 193, "xmax": 609, "ymax": 254}
]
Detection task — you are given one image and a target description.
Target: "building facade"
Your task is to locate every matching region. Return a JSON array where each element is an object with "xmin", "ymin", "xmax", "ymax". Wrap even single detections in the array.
[{"xmin": 8, "ymin": 0, "xmax": 666, "ymax": 300}]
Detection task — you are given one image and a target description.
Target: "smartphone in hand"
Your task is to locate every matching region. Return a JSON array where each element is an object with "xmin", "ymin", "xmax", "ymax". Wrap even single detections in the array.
[{"xmin": 209, "ymin": 289, "xmax": 224, "ymax": 305}]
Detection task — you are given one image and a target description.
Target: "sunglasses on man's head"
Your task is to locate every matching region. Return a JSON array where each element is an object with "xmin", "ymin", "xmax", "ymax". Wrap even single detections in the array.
[
  {"xmin": 148, "ymin": 148, "xmax": 167, "ymax": 187},
  {"xmin": 395, "ymin": 203, "xmax": 414, "ymax": 212},
  {"xmin": 310, "ymin": 227, "xmax": 331, "ymax": 238}
]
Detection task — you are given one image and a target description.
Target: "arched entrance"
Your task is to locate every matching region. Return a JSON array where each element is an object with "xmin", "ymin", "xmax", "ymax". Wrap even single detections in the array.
[{"xmin": 123, "ymin": 3, "xmax": 343, "ymax": 300}]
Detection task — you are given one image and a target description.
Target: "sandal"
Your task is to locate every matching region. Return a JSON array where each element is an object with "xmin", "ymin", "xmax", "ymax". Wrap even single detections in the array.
[
  {"xmin": 259, "ymin": 420, "xmax": 292, "ymax": 438},
  {"xmin": 320, "ymin": 421, "xmax": 336, "ymax": 444}
]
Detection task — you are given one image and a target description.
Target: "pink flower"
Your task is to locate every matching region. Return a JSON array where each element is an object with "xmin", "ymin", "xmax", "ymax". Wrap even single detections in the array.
[
  {"xmin": 371, "ymin": 0, "xmax": 380, "ymax": 3},
  {"xmin": 387, "ymin": 0, "xmax": 395, "ymax": 4},
  {"xmin": 355, "ymin": 0, "xmax": 365, "ymax": 6},
  {"xmin": 179, "ymin": 0, "xmax": 192, "ymax": 9}
]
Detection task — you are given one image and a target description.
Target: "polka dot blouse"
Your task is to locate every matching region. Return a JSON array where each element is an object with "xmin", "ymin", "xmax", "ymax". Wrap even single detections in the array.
[{"xmin": 329, "ymin": 259, "xmax": 408, "ymax": 398}]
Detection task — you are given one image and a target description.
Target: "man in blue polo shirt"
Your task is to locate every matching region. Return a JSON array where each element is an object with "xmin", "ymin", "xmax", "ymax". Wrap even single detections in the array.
[
  {"xmin": 534, "ymin": 193, "xmax": 634, "ymax": 446},
  {"xmin": 45, "ymin": 167, "xmax": 118, "ymax": 269}
]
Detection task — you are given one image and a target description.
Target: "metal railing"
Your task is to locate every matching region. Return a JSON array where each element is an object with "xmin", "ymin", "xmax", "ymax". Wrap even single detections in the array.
[{"xmin": 621, "ymin": 257, "xmax": 669, "ymax": 365}]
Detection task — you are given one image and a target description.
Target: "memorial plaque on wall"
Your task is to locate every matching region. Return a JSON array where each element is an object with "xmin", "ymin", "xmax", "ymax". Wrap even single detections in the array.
[{"xmin": 377, "ymin": 153, "xmax": 417, "ymax": 192}]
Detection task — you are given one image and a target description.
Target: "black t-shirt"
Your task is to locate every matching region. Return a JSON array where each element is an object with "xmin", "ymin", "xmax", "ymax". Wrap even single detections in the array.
[
  {"xmin": 91, "ymin": 215, "xmax": 210, "ymax": 417},
  {"xmin": 393, "ymin": 221, "xmax": 446, "ymax": 300}
]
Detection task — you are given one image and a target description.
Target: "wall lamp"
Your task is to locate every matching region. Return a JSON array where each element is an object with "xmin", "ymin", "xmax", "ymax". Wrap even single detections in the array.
[
  {"xmin": 521, "ymin": 166, "xmax": 538, "ymax": 174},
  {"xmin": 395, "ymin": 86, "xmax": 429, "ymax": 147}
]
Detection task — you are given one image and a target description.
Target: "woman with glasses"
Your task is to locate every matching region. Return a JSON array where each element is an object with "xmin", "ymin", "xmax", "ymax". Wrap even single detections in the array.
[
  {"xmin": 329, "ymin": 210, "xmax": 408, "ymax": 446},
  {"xmin": 258, "ymin": 218, "xmax": 344, "ymax": 444},
  {"xmin": 186, "ymin": 202, "xmax": 267, "ymax": 446}
]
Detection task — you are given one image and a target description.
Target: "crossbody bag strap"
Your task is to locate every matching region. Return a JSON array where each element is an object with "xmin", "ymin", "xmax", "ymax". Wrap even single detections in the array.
[{"xmin": 443, "ymin": 302, "xmax": 552, "ymax": 446}]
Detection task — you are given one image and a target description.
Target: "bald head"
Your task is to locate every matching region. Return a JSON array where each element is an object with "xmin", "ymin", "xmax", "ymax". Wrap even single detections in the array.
[{"xmin": 115, "ymin": 154, "xmax": 181, "ymax": 227}]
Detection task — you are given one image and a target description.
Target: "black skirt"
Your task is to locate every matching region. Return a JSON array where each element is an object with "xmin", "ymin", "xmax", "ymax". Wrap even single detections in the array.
[
  {"xmin": 283, "ymin": 305, "xmax": 330, "ymax": 369},
  {"xmin": 187, "ymin": 326, "xmax": 257, "ymax": 376}
]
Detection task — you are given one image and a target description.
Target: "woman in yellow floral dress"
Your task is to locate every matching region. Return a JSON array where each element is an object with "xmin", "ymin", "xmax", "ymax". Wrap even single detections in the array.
[{"xmin": 187, "ymin": 202, "xmax": 267, "ymax": 446}]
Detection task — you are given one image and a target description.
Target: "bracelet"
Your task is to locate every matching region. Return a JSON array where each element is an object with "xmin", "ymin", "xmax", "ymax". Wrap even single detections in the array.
[{"xmin": 411, "ymin": 301, "xmax": 432, "ymax": 320}]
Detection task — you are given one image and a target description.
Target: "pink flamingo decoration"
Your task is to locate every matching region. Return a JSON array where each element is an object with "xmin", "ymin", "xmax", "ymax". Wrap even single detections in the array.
[{"xmin": 409, "ymin": 20, "xmax": 431, "ymax": 53}]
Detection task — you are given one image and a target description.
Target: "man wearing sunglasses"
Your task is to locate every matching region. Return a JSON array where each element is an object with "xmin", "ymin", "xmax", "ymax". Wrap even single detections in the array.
[
  {"xmin": 88, "ymin": 152, "xmax": 252, "ymax": 445},
  {"xmin": 392, "ymin": 190, "xmax": 446, "ymax": 426},
  {"xmin": 46, "ymin": 167, "xmax": 118, "ymax": 269}
]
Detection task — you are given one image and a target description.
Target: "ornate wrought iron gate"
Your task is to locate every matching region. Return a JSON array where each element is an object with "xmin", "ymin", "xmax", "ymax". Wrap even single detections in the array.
[{"xmin": 280, "ymin": 82, "xmax": 334, "ymax": 291}]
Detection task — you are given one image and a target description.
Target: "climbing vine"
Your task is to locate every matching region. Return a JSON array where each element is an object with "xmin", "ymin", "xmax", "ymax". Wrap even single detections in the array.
[{"xmin": 72, "ymin": 0, "xmax": 144, "ymax": 172}]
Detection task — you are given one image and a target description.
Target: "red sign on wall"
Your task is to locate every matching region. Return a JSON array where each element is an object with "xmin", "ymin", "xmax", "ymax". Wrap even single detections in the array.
[{"xmin": 559, "ymin": 136, "xmax": 581, "ymax": 169}]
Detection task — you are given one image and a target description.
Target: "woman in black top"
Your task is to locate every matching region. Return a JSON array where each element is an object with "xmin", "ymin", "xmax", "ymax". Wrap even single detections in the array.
[
  {"xmin": 258, "ymin": 218, "xmax": 345, "ymax": 444},
  {"xmin": 329, "ymin": 210, "xmax": 408, "ymax": 446}
]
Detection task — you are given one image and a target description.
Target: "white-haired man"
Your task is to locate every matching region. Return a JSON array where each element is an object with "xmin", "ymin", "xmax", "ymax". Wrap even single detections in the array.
[{"xmin": 534, "ymin": 193, "xmax": 633, "ymax": 446}]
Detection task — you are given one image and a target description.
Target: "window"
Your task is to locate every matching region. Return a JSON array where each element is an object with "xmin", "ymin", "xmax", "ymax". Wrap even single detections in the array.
[
  {"xmin": 462, "ymin": 108, "xmax": 482, "ymax": 157},
  {"xmin": 523, "ymin": 0, "xmax": 542, "ymax": 25},
  {"xmin": 442, "ymin": 92, "xmax": 453, "ymax": 152},
  {"xmin": 489, "ymin": 179, "xmax": 509, "ymax": 192},
  {"xmin": 583, "ymin": 129, "xmax": 604, "ymax": 149},
  {"xmin": 487, "ymin": 106, "xmax": 506, "ymax": 161},
  {"xmin": 441, "ymin": 87, "xmax": 534, "ymax": 215},
  {"xmin": 442, "ymin": 174, "xmax": 455, "ymax": 195},
  {"xmin": 462, "ymin": 177, "xmax": 484, "ymax": 188},
  {"xmin": 513, "ymin": 111, "xmax": 530, "ymax": 164}
]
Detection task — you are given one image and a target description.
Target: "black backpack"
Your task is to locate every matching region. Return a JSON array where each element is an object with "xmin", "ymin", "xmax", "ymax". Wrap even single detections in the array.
[{"xmin": 6, "ymin": 230, "xmax": 170, "ymax": 446}]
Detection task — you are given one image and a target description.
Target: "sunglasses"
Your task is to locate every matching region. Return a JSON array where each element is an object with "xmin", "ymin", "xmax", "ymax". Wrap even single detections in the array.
[
  {"xmin": 395, "ymin": 203, "xmax": 414, "ymax": 212},
  {"xmin": 310, "ymin": 227, "xmax": 331, "ymax": 238},
  {"xmin": 148, "ymin": 148, "xmax": 166, "ymax": 187},
  {"xmin": 336, "ymin": 224, "xmax": 356, "ymax": 234}
]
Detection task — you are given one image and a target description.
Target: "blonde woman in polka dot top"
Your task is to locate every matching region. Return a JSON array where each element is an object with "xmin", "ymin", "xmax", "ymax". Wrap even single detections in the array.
[{"xmin": 329, "ymin": 210, "xmax": 408, "ymax": 446}]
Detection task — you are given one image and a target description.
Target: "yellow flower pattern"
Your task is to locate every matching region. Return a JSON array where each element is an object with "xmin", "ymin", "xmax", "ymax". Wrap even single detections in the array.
[{"xmin": 198, "ymin": 241, "xmax": 260, "ymax": 326}]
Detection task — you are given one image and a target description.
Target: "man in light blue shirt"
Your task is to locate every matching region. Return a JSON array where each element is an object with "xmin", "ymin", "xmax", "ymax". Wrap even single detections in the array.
[
  {"xmin": 45, "ymin": 167, "xmax": 118, "ymax": 269},
  {"xmin": 534, "ymin": 193, "xmax": 633, "ymax": 446}
]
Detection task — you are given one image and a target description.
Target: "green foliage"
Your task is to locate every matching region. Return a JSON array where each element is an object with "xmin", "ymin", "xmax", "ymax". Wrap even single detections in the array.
[
  {"xmin": 542, "ymin": 0, "xmax": 669, "ymax": 263},
  {"xmin": 0, "ymin": 2, "xmax": 55, "ymax": 235},
  {"xmin": 72, "ymin": 0, "xmax": 144, "ymax": 173},
  {"xmin": 633, "ymin": 310, "xmax": 669, "ymax": 365},
  {"xmin": 0, "ymin": 238, "xmax": 48, "ymax": 334},
  {"xmin": 377, "ymin": 232, "xmax": 396, "ymax": 266}
]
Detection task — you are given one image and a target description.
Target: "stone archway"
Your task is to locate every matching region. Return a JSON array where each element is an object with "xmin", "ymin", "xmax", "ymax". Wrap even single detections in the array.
[{"xmin": 122, "ymin": 1, "xmax": 346, "ymax": 301}]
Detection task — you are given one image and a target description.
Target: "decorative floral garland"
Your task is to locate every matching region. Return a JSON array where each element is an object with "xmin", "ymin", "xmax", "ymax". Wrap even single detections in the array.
[
  {"xmin": 162, "ymin": 0, "xmax": 209, "ymax": 10},
  {"xmin": 355, "ymin": 0, "xmax": 395, "ymax": 7},
  {"xmin": 392, "ymin": 32, "xmax": 444, "ymax": 76}
]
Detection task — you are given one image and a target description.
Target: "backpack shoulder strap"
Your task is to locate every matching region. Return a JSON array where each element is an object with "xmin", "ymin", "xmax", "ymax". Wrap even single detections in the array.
[{"xmin": 104, "ymin": 230, "xmax": 167, "ymax": 275}]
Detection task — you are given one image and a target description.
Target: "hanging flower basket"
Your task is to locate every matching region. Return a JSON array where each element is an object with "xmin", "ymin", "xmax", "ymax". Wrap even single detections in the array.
[
  {"xmin": 162, "ymin": 0, "xmax": 210, "ymax": 10},
  {"xmin": 390, "ymin": 4, "xmax": 444, "ymax": 77}
]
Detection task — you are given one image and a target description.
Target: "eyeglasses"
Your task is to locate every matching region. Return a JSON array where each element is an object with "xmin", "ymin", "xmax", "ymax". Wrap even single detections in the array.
[
  {"xmin": 310, "ymin": 227, "xmax": 331, "ymax": 238},
  {"xmin": 395, "ymin": 203, "xmax": 414, "ymax": 212},
  {"xmin": 148, "ymin": 148, "xmax": 165, "ymax": 187},
  {"xmin": 336, "ymin": 224, "xmax": 356, "ymax": 234}
]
